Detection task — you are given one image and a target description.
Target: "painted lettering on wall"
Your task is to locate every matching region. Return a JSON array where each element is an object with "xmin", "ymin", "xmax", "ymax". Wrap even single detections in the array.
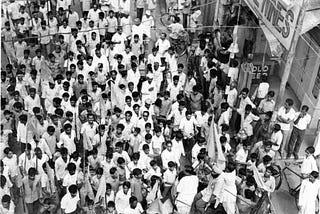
[{"xmin": 244, "ymin": 0, "xmax": 300, "ymax": 49}]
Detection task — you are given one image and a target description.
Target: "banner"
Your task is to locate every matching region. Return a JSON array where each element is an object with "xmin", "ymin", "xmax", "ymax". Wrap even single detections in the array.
[
  {"xmin": 260, "ymin": 24, "xmax": 284, "ymax": 57},
  {"xmin": 244, "ymin": 0, "xmax": 301, "ymax": 49}
]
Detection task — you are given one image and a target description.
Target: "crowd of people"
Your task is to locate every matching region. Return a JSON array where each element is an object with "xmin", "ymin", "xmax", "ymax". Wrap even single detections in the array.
[{"xmin": 0, "ymin": 0, "xmax": 317, "ymax": 214}]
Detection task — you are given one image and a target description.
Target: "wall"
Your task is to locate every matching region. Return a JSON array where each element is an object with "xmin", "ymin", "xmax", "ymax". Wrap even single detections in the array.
[
  {"xmin": 200, "ymin": 0, "xmax": 217, "ymax": 28},
  {"xmin": 288, "ymin": 36, "xmax": 320, "ymax": 129}
]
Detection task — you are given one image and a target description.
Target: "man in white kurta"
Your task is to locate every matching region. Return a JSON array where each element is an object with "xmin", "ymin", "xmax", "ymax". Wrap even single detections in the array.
[
  {"xmin": 141, "ymin": 73, "xmax": 157, "ymax": 103},
  {"xmin": 213, "ymin": 164, "xmax": 237, "ymax": 214},
  {"xmin": 175, "ymin": 171, "xmax": 198, "ymax": 214},
  {"xmin": 298, "ymin": 171, "xmax": 319, "ymax": 214}
]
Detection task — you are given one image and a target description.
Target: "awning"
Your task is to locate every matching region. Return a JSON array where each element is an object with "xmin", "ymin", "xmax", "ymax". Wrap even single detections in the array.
[
  {"xmin": 260, "ymin": 23, "xmax": 284, "ymax": 57},
  {"xmin": 301, "ymin": 9, "xmax": 320, "ymax": 34}
]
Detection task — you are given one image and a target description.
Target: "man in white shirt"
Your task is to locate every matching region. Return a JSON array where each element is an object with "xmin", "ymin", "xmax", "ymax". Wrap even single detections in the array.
[
  {"xmin": 270, "ymin": 124, "xmax": 283, "ymax": 155},
  {"xmin": 218, "ymin": 102, "xmax": 232, "ymax": 129},
  {"xmin": 179, "ymin": 110, "xmax": 198, "ymax": 161},
  {"xmin": 168, "ymin": 101, "xmax": 187, "ymax": 130},
  {"xmin": 161, "ymin": 141, "xmax": 179, "ymax": 169},
  {"xmin": 191, "ymin": 138, "xmax": 205, "ymax": 163},
  {"xmin": 88, "ymin": 4, "xmax": 101, "ymax": 25},
  {"xmin": 119, "ymin": 0, "xmax": 130, "ymax": 13},
  {"xmin": 7, "ymin": 0, "xmax": 21, "ymax": 22},
  {"xmin": 286, "ymin": 105, "xmax": 311, "ymax": 159},
  {"xmin": 141, "ymin": 10, "xmax": 154, "ymax": 38},
  {"xmin": 251, "ymin": 75, "xmax": 269, "ymax": 106},
  {"xmin": 124, "ymin": 196, "xmax": 144, "ymax": 214},
  {"xmin": 54, "ymin": 148, "xmax": 69, "ymax": 183},
  {"xmin": 258, "ymin": 91, "xmax": 276, "ymax": 113},
  {"xmin": 277, "ymin": 98, "xmax": 296, "ymax": 157},
  {"xmin": 298, "ymin": 171, "xmax": 319, "ymax": 214},
  {"xmin": 24, "ymin": 88, "xmax": 41, "ymax": 113},
  {"xmin": 92, "ymin": 48, "xmax": 109, "ymax": 73},
  {"xmin": 155, "ymin": 32, "xmax": 171, "ymax": 57},
  {"xmin": 175, "ymin": 167, "xmax": 198, "ymax": 214},
  {"xmin": 60, "ymin": 184, "xmax": 80, "ymax": 213},
  {"xmin": 132, "ymin": 18, "xmax": 147, "ymax": 43},
  {"xmin": 225, "ymin": 81, "xmax": 238, "ymax": 108},
  {"xmin": 235, "ymin": 141, "xmax": 251, "ymax": 164},
  {"xmin": 0, "ymin": 195, "xmax": 15, "ymax": 214},
  {"xmin": 141, "ymin": 73, "xmax": 157, "ymax": 103},
  {"xmin": 237, "ymin": 88, "xmax": 256, "ymax": 112},
  {"xmin": 300, "ymin": 146, "xmax": 318, "ymax": 179},
  {"xmin": 112, "ymin": 27, "xmax": 128, "ymax": 54}
]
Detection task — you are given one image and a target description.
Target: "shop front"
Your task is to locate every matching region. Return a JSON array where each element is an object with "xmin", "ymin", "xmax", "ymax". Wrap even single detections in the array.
[{"xmin": 240, "ymin": 0, "xmax": 320, "ymax": 129}]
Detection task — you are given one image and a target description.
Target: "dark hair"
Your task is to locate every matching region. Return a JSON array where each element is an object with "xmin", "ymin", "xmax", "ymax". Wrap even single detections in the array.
[
  {"xmin": 226, "ymin": 162, "xmax": 236, "ymax": 172},
  {"xmin": 311, "ymin": 171, "xmax": 319, "ymax": 178},
  {"xmin": 107, "ymin": 200, "xmax": 115, "ymax": 207},
  {"xmin": 241, "ymin": 88, "xmax": 249, "ymax": 94},
  {"xmin": 142, "ymin": 144, "xmax": 149, "ymax": 150},
  {"xmin": 109, "ymin": 167, "xmax": 117, "ymax": 175},
  {"xmin": 96, "ymin": 167, "xmax": 103, "ymax": 175},
  {"xmin": 145, "ymin": 133, "xmax": 152, "ymax": 140},
  {"xmin": 132, "ymin": 152, "xmax": 140, "ymax": 160},
  {"xmin": 285, "ymin": 98, "xmax": 294, "ymax": 106},
  {"xmin": 262, "ymin": 155, "xmax": 272, "ymax": 164},
  {"xmin": 306, "ymin": 146, "xmax": 315, "ymax": 154},
  {"xmin": 267, "ymin": 91, "xmax": 275, "ymax": 97},
  {"xmin": 244, "ymin": 189, "xmax": 255, "ymax": 200},
  {"xmin": 220, "ymin": 136, "xmax": 227, "ymax": 143},
  {"xmin": 129, "ymin": 196, "xmax": 138, "ymax": 204},
  {"xmin": 168, "ymin": 161, "xmax": 175, "ymax": 168},
  {"xmin": 302, "ymin": 105, "xmax": 309, "ymax": 112},
  {"xmin": 132, "ymin": 168, "xmax": 142, "ymax": 176},
  {"xmin": 68, "ymin": 184, "xmax": 78, "ymax": 194},
  {"xmin": 28, "ymin": 167, "xmax": 37, "ymax": 176},
  {"xmin": 67, "ymin": 163, "xmax": 76, "ymax": 172},
  {"xmin": 117, "ymin": 157, "xmax": 125, "ymax": 165},
  {"xmin": 123, "ymin": 181, "xmax": 131, "ymax": 188}
]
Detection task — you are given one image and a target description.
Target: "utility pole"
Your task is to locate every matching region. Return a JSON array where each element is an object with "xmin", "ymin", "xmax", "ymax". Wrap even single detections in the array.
[
  {"xmin": 214, "ymin": 0, "xmax": 220, "ymax": 27},
  {"xmin": 275, "ymin": 0, "xmax": 308, "ymax": 109}
]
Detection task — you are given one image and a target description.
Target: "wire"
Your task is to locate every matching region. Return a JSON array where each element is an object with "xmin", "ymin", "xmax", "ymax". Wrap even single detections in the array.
[
  {"xmin": 0, "ymin": 23, "xmax": 272, "ymax": 43},
  {"xmin": 3, "ymin": 0, "xmax": 320, "ymax": 60}
]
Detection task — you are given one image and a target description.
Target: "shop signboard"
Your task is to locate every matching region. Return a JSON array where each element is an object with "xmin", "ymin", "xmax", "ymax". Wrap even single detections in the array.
[
  {"xmin": 244, "ymin": 0, "xmax": 301, "ymax": 49},
  {"xmin": 252, "ymin": 63, "xmax": 271, "ymax": 82}
]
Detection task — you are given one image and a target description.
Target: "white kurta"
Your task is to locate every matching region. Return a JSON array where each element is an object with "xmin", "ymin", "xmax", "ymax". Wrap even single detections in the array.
[
  {"xmin": 176, "ymin": 175, "xmax": 199, "ymax": 214},
  {"xmin": 298, "ymin": 179, "xmax": 319, "ymax": 214},
  {"xmin": 214, "ymin": 171, "xmax": 237, "ymax": 214},
  {"xmin": 141, "ymin": 81, "xmax": 157, "ymax": 103}
]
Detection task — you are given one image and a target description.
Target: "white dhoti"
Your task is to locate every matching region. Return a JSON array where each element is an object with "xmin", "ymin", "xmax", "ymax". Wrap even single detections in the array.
[{"xmin": 176, "ymin": 200, "xmax": 191, "ymax": 214}]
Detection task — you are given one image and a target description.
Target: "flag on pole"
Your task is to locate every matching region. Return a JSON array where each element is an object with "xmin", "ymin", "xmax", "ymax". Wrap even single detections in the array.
[
  {"xmin": 40, "ymin": 60, "xmax": 54, "ymax": 83},
  {"xmin": 213, "ymin": 123, "xmax": 226, "ymax": 170},
  {"xmin": 252, "ymin": 164, "xmax": 267, "ymax": 190},
  {"xmin": 207, "ymin": 120, "xmax": 216, "ymax": 161}
]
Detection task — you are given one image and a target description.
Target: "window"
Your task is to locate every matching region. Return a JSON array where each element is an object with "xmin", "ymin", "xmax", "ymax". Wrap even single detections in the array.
[
  {"xmin": 308, "ymin": 25, "xmax": 320, "ymax": 47},
  {"xmin": 312, "ymin": 65, "xmax": 320, "ymax": 99}
]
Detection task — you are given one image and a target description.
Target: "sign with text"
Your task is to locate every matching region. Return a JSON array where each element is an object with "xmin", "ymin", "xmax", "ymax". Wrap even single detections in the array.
[{"xmin": 244, "ymin": 0, "xmax": 301, "ymax": 49}]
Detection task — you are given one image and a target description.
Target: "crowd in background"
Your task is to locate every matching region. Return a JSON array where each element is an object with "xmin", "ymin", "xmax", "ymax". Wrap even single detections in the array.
[{"xmin": 0, "ymin": 0, "xmax": 316, "ymax": 214}]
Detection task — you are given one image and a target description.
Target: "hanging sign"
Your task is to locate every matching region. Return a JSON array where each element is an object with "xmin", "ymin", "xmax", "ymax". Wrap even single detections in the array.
[{"xmin": 244, "ymin": 0, "xmax": 301, "ymax": 50}]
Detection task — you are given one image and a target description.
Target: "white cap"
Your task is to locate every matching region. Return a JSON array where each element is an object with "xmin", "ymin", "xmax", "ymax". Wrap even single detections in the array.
[{"xmin": 145, "ymin": 10, "xmax": 151, "ymax": 16}]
